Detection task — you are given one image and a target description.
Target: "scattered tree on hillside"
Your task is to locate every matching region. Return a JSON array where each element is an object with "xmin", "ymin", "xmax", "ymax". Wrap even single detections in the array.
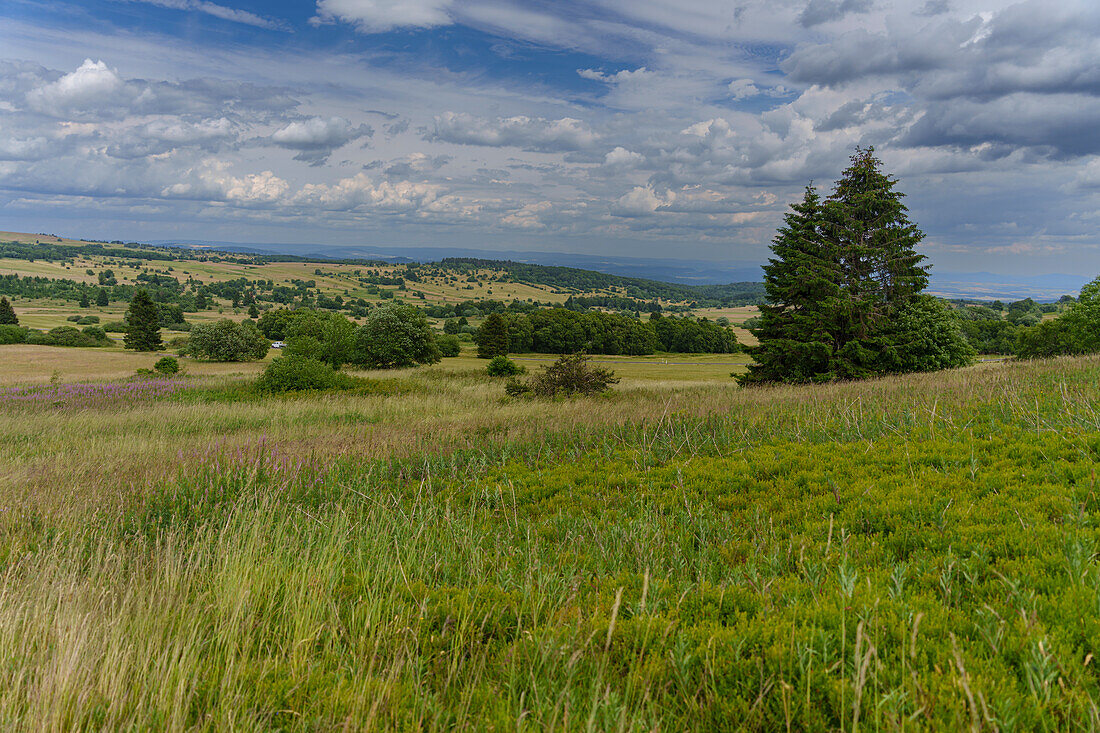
[
  {"xmin": 741, "ymin": 147, "xmax": 972, "ymax": 384},
  {"xmin": 95, "ymin": 288, "xmax": 109, "ymax": 307},
  {"xmin": 477, "ymin": 313, "xmax": 510, "ymax": 358},
  {"xmin": 123, "ymin": 289, "xmax": 162, "ymax": 351},
  {"xmin": 286, "ymin": 311, "xmax": 357, "ymax": 369},
  {"xmin": 187, "ymin": 319, "xmax": 269, "ymax": 362},
  {"xmin": 0, "ymin": 296, "xmax": 17, "ymax": 325},
  {"xmin": 353, "ymin": 302, "xmax": 441, "ymax": 369}
]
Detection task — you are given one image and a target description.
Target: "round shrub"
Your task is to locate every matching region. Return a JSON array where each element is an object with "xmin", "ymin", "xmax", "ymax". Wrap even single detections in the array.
[
  {"xmin": 154, "ymin": 356, "xmax": 180, "ymax": 375},
  {"xmin": 0, "ymin": 324, "xmax": 28, "ymax": 344},
  {"xmin": 25, "ymin": 326, "xmax": 102, "ymax": 348},
  {"xmin": 77, "ymin": 315, "xmax": 100, "ymax": 325},
  {"xmin": 486, "ymin": 355, "xmax": 524, "ymax": 377},
  {"xmin": 82, "ymin": 325, "xmax": 107, "ymax": 341},
  {"xmin": 103, "ymin": 320, "xmax": 129, "ymax": 333},
  {"xmin": 255, "ymin": 354, "xmax": 355, "ymax": 392},
  {"xmin": 66, "ymin": 315, "xmax": 81, "ymax": 322}
]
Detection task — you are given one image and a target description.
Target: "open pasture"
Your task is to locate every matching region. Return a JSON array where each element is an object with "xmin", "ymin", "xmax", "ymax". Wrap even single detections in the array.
[{"xmin": 2, "ymin": 346, "xmax": 1100, "ymax": 729}]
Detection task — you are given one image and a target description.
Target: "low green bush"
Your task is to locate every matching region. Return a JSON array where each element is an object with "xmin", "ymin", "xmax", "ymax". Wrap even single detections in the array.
[
  {"xmin": 506, "ymin": 353, "xmax": 618, "ymax": 398},
  {"xmin": 104, "ymin": 320, "xmax": 128, "ymax": 333},
  {"xmin": 486, "ymin": 355, "xmax": 524, "ymax": 377},
  {"xmin": 0, "ymin": 324, "xmax": 28, "ymax": 344},
  {"xmin": 24, "ymin": 326, "xmax": 106, "ymax": 348},
  {"xmin": 66, "ymin": 315, "xmax": 81, "ymax": 322},
  {"xmin": 77, "ymin": 316, "xmax": 100, "ymax": 325},
  {"xmin": 154, "ymin": 356, "xmax": 180, "ymax": 375},
  {"xmin": 255, "ymin": 354, "xmax": 359, "ymax": 393}
]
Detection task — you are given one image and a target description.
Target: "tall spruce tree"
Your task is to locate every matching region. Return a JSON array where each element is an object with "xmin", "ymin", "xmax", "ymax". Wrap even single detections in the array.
[
  {"xmin": 741, "ymin": 186, "xmax": 843, "ymax": 384},
  {"xmin": 96, "ymin": 288, "xmax": 109, "ymax": 307},
  {"xmin": 476, "ymin": 313, "xmax": 510, "ymax": 359},
  {"xmin": 824, "ymin": 147, "xmax": 930, "ymax": 379},
  {"xmin": 742, "ymin": 147, "xmax": 970, "ymax": 384},
  {"xmin": 124, "ymin": 289, "xmax": 163, "ymax": 351},
  {"xmin": 0, "ymin": 296, "xmax": 18, "ymax": 325}
]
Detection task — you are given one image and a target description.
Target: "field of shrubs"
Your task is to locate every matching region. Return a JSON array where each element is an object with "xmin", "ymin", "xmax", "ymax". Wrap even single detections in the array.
[{"xmin": 2, "ymin": 348, "xmax": 1100, "ymax": 729}]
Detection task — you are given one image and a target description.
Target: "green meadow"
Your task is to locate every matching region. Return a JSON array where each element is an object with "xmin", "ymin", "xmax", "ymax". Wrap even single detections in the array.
[{"xmin": 3, "ymin": 347, "xmax": 1100, "ymax": 730}]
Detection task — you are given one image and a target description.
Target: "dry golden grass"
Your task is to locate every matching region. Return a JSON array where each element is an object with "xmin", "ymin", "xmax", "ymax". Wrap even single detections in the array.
[{"xmin": 0, "ymin": 344, "xmax": 269, "ymax": 384}]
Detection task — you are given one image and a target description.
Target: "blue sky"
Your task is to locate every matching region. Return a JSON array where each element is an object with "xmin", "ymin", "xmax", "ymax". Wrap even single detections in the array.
[{"xmin": 1, "ymin": 0, "xmax": 1099, "ymax": 276}]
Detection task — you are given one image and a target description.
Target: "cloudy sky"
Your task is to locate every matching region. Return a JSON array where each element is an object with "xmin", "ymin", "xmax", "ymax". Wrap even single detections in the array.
[{"xmin": 1, "ymin": 0, "xmax": 1098, "ymax": 275}]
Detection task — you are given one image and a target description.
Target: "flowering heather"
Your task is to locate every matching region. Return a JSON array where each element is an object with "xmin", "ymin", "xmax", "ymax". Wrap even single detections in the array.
[{"xmin": 0, "ymin": 378, "xmax": 187, "ymax": 409}]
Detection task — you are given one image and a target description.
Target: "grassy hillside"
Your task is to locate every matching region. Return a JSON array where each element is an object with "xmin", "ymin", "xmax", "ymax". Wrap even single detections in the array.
[
  {"xmin": 0, "ymin": 235, "xmax": 763, "ymax": 338},
  {"xmin": 2, "ymin": 349, "xmax": 1099, "ymax": 728}
]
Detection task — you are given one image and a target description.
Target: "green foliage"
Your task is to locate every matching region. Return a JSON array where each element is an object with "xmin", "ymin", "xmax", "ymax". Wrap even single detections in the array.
[
  {"xmin": 0, "ymin": 296, "xmax": 17, "ymax": 325},
  {"xmin": 0, "ymin": 323, "xmax": 27, "ymax": 344},
  {"xmin": 509, "ymin": 352, "xmax": 619, "ymax": 398},
  {"xmin": 435, "ymin": 333, "xmax": 461, "ymax": 357},
  {"xmin": 486, "ymin": 355, "xmax": 524, "ymax": 377},
  {"xmin": 187, "ymin": 319, "xmax": 270, "ymax": 362},
  {"xmin": 25, "ymin": 325, "xmax": 107, "ymax": 347},
  {"xmin": 95, "ymin": 288, "xmax": 109, "ymax": 307},
  {"xmin": 153, "ymin": 356, "xmax": 180, "ymax": 375},
  {"xmin": 124, "ymin": 289, "xmax": 162, "ymax": 352},
  {"xmin": 76, "ymin": 316, "xmax": 99, "ymax": 325},
  {"xmin": 256, "ymin": 308, "xmax": 297, "ymax": 340},
  {"xmin": 255, "ymin": 354, "xmax": 359, "ymax": 392},
  {"xmin": 353, "ymin": 302, "xmax": 441, "ymax": 369},
  {"xmin": 485, "ymin": 308, "xmax": 737, "ymax": 356},
  {"xmin": 1016, "ymin": 277, "xmax": 1100, "ymax": 359},
  {"xmin": 743, "ymin": 148, "xmax": 967, "ymax": 384},
  {"xmin": 955, "ymin": 305, "xmax": 1020, "ymax": 354},
  {"xmin": 476, "ymin": 312, "xmax": 510, "ymax": 358},
  {"xmin": 876, "ymin": 294, "xmax": 975, "ymax": 373},
  {"xmin": 103, "ymin": 320, "xmax": 128, "ymax": 333},
  {"xmin": 284, "ymin": 311, "xmax": 356, "ymax": 369}
]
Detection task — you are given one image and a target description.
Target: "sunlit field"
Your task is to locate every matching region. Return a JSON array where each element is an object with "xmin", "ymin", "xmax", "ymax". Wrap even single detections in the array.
[{"xmin": 3, "ymin": 344, "xmax": 1100, "ymax": 729}]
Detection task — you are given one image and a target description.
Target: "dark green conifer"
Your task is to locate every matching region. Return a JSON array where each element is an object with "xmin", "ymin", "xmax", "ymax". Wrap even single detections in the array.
[
  {"xmin": 741, "ymin": 186, "xmax": 842, "ymax": 384},
  {"xmin": 96, "ymin": 288, "xmax": 109, "ymax": 307},
  {"xmin": 742, "ymin": 147, "xmax": 969, "ymax": 384},
  {"xmin": 0, "ymin": 296, "xmax": 17, "ymax": 325},
  {"xmin": 124, "ymin": 289, "xmax": 162, "ymax": 351},
  {"xmin": 476, "ymin": 313, "xmax": 510, "ymax": 359},
  {"xmin": 823, "ymin": 147, "xmax": 929, "ymax": 379}
]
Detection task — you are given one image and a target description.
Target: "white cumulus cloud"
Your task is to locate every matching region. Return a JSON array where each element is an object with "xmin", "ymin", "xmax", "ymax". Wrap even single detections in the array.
[{"xmin": 429, "ymin": 112, "xmax": 599, "ymax": 152}]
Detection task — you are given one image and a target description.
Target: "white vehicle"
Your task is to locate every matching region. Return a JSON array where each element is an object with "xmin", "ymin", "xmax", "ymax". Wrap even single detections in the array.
[{"xmin": 270, "ymin": 341, "xmax": 286, "ymax": 349}]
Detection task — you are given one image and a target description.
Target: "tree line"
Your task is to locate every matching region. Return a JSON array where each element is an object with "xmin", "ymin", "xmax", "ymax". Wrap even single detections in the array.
[{"xmin": 475, "ymin": 308, "xmax": 741, "ymax": 358}]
